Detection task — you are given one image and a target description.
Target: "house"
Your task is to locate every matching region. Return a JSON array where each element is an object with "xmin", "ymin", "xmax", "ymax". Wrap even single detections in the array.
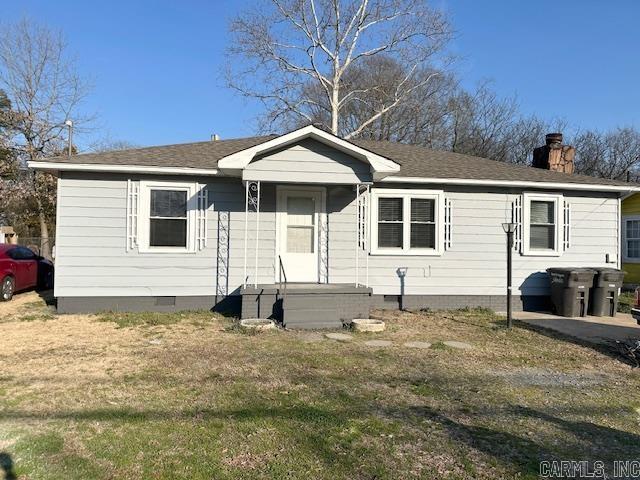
[
  {"xmin": 29, "ymin": 126, "xmax": 638, "ymax": 328},
  {"xmin": 621, "ymin": 192, "xmax": 640, "ymax": 286}
]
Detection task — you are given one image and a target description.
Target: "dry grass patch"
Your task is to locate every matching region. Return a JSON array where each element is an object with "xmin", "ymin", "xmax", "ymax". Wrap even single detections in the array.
[{"xmin": 0, "ymin": 295, "xmax": 639, "ymax": 479}]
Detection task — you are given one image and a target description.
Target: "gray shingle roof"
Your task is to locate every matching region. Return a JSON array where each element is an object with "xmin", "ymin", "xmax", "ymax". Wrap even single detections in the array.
[
  {"xmin": 42, "ymin": 134, "xmax": 634, "ymax": 188},
  {"xmin": 51, "ymin": 136, "xmax": 276, "ymax": 169},
  {"xmin": 350, "ymin": 139, "xmax": 633, "ymax": 187}
]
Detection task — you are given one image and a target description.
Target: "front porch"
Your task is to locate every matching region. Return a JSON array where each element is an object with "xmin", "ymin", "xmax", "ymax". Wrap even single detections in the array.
[
  {"xmin": 241, "ymin": 283, "xmax": 372, "ymax": 329},
  {"xmin": 215, "ymin": 127, "xmax": 403, "ymax": 327}
]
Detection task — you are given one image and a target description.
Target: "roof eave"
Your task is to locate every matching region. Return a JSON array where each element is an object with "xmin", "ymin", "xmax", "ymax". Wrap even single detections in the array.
[
  {"xmin": 381, "ymin": 175, "xmax": 639, "ymax": 193},
  {"xmin": 28, "ymin": 161, "xmax": 219, "ymax": 176}
]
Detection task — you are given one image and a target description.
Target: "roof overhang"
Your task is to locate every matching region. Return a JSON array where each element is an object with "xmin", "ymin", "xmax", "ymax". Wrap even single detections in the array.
[
  {"xmin": 217, "ymin": 125, "xmax": 400, "ymax": 180},
  {"xmin": 27, "ymin": 161, "xmax": 219, "ymax": 176},
  {"xmin": 381, "ymin": 175, "xmax": 640, "ymax": 193}
]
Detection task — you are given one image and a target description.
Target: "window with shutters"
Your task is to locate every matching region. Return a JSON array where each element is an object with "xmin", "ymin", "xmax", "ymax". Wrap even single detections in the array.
[
  {"xmin": 371, "ymin": 189, "xmax": 444, "ymax": 255},
  {"xmin": 138, "ymin": 181, "xmax": 198, "ymax": 253},
  {"xmin": 623, "ymin": 216, "xmax": 640, "ymax": 263},
  {"xmin": 522, "ymin": 193, "xmax": 563, "ymax": 256}
]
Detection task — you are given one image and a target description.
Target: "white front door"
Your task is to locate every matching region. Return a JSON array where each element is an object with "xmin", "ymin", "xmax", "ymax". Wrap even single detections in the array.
[{"xmin": 277, "ymin": 187, "xmax": 324, "ymax": 282}]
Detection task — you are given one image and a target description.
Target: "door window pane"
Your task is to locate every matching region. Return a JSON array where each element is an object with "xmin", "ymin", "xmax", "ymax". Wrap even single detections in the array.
[
  {"xmin": 286, "ymin": 196, "xmax": 315, "ymax": 253},
  {"xmin": 287, "ymin": 226, "xmax": 314, "ymax": 253}
]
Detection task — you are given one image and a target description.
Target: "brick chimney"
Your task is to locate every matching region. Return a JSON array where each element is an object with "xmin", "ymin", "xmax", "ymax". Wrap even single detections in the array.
[{"xmin": 532, "ymin": 133, "xmax": 575, "ymax": 174}]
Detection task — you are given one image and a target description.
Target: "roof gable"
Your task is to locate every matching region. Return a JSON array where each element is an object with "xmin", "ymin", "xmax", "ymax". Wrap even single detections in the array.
[{"xmin": 217, "ymin": 125, "xmax": 400, "ymax": 180}]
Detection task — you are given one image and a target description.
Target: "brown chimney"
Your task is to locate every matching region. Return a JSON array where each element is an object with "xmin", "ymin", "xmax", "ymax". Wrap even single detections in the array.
[{"xmin": 532, "ymin": 133, "xmax": 575, "ymax": 174}]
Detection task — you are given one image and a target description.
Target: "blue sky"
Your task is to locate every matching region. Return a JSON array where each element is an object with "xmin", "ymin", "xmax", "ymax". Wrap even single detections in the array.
[{"xmin": 5, "ymin": 0, "xmax": 640, "ymax": 150}]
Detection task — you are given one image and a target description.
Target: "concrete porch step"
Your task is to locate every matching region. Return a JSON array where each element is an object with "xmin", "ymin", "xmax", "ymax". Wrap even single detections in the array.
[
  {"xmin": 283, "ymin": 307, "xmax": 339, "ymax": 324},
  {"xmin": 284, "ymin": 320, "xmax": 345, "ymax": 330}
]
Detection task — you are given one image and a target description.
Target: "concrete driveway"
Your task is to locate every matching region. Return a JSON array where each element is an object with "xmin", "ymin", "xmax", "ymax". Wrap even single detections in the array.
[{"xmin": 513, "ymin": 311, "xmax": 640, "ymax": 345}]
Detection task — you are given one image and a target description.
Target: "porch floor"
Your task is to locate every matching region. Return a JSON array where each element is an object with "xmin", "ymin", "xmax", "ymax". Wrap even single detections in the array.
[{"xmin": 241, "ymin": 283, "xmax": 371, "ymax": 295}]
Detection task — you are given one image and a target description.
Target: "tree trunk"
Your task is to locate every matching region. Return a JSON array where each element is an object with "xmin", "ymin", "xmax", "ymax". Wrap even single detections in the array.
[
  {"xmin": 37, "ymin": 198, "xmax": 51, "ymax": 259},
  {"xmin": 331, "ymin": 85, "xmax": 340, "ymax": 136}
]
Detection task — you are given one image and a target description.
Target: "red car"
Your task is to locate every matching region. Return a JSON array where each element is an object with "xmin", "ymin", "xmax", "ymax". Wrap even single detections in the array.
[{"xmin": 0, "ymin": 244, "xmax": 54, "ymax": 301}]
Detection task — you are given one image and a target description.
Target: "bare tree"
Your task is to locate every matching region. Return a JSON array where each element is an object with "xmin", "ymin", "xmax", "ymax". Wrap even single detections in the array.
[
  {"xmin": 0, "ymin": 19, "xmax": 91, "ymax": 257},
  {"xmin": 573, "ymin": 127, "xmax": 640, "ymax": 180},
  {"xmin": 300, "ymin": 55, "xmax": 456, "ymax": 142},
  {"xmin": 227, "ymin": 0, "xmax": 452, "ymax": 138},
  {"xmin": 89, "ymin": 137, "xmax": 138, "ymax": 153}
]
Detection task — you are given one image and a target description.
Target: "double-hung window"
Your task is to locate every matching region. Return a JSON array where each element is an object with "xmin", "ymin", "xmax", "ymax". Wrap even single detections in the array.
[
  {"xmin": 522, "ymin": 193, "xmax": 562, "ymax": 256},
  {"xmin": 371, "ymin": 189, "xmax": 444, "ymax": 255},
  {"xmin": 138, "ymin": 181, "xmax": 197, "ymax": 253},
  {"xmin": 150, "ymin": 190, "xmax": 188, "ymax": 247},
  {"xmin": 624, "ymin": 216, "xmax": 640, "ymax": 262}
]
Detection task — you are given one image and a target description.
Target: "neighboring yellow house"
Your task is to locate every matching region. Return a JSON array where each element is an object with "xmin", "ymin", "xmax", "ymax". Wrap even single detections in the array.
[{"xmin": 622, "ymin": 192, "xmax": 640, "ymax": 284}]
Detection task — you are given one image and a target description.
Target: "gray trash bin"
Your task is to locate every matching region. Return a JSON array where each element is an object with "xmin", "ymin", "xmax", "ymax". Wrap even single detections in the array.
[
  {"xmin": 588, "ymin": 268, "xmax": 625, "ymax": 317},
  {"xmin": 546, "ymin": 268, "xmax": 596, "ymax": 317}
]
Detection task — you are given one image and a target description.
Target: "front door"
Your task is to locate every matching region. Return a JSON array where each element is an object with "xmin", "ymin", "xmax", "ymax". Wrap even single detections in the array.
[{"xmin": 277, "ymin": 187, "xmax": 324, "ymax": 282}]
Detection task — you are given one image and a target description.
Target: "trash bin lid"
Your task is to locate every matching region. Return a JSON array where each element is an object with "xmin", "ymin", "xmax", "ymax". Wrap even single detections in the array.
[{"xmin": 546, "ymin": 267, "xmax": 596, "ymax": 274}]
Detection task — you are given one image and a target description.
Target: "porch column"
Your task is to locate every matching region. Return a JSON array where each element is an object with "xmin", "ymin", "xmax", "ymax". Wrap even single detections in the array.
[
  {"xmin": 243, "ymin": 180, "xmax": 261, "ymax": 288},
  {"xmin": 354, "ymin": 184, "xmax": 371, "ymax": 288},
  {"xmin": 355, "ymin": 184, "xmax": 360, "ymax": 286}
]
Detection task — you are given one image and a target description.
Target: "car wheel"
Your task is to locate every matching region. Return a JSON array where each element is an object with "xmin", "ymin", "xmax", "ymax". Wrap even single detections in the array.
[
  {"xmin": 1, "ymin": 276, "xmax": 15, "ymax": 302},
  {"xmin": 38, "ymin": 270, "xmax": 54, "ymax": 291}
]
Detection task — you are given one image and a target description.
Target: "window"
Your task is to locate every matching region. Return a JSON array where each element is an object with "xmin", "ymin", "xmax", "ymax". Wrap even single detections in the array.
[
  {"xmin": 371, "ymin": 189, "xmax": 444, "ymax": 255},
  {"xmin": 410, "ymin": 198, "xmax": 436, "ymax": 249},
  {"xmin": 6, "ymin": 246, "xmax": 37, "ymax": 260},
  {"xmin": 377, "ymin": 197, "xmax": 403, "ymax": 248},
  {"xmin": 149, "ymin": 190, "xmax": 188, "ymax": 247},
  {"xmin": 624, "ymin": 216, "xmax": 640, "ymax": 262},
  {"xmin": 529, "ymin": 200, "xmax": 555, "ymax": 250},
  {"xmin": 522, "ymin": 193, "xmax": 562, "ymax": 256},
  {"xmin": 138, "ymin": 181, "xmax": 197, "ymax": 253}
]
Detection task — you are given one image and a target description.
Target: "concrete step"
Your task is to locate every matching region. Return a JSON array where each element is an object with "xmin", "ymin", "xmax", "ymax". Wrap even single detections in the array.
[
  {"xmin": 282, "ymin": 295, "xmax": 340, "ymax": 310},
  {"xmin": 284, "ymin": 320, "xmax": 345, "ymax": 330},
  {"xmin": 283, "ymin": 307, "xmax": 339, "ymax": 323}
]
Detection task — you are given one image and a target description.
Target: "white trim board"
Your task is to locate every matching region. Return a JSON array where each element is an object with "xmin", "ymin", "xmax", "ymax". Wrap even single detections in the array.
[
  {"xmin": 381, "ymin": 176, "xmax": 639, "ymax": 193},
  {"xmin": 28, "ymin": 161, "xmax": 219, "ymax": 176}
]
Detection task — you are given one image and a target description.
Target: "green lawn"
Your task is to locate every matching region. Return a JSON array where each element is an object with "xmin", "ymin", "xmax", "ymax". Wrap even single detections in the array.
[{"xmin": 1, "ymin": 292, "xmax": 639, "ymax": 479}]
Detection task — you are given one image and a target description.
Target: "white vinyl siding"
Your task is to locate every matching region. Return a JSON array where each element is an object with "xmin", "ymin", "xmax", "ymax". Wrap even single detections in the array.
[
  {"xmin": 54, "ymin": 172, "xmax": 619, "ymax": 300},
  {"xmin": 244, "ymin": 138, "xmax": 372, "ymax": 184}
]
